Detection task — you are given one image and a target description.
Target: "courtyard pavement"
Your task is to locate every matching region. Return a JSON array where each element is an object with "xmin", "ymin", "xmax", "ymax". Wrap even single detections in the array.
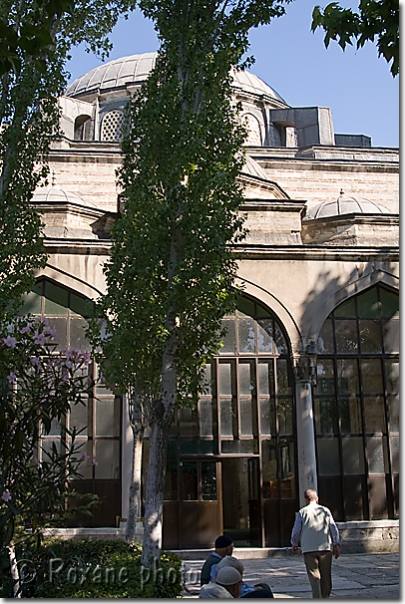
[{"xmin": 179, "ymin": 551, "xmax": 399, "ymax": 599}]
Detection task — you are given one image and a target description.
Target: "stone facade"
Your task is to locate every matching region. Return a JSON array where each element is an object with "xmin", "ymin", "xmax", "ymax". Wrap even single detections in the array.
[{"xmin": 30, "ymin": 53, "xmax": 399, "ymax": 552}]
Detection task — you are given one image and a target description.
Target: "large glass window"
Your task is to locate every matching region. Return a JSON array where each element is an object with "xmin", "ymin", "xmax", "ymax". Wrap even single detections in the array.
[
  {"xmin": 315, "ymin": 285, "xmax": 399, "ymax": 520},
  {"xmin": 18, "ymin": 280, "xmax": 121, "ymax": 526}
]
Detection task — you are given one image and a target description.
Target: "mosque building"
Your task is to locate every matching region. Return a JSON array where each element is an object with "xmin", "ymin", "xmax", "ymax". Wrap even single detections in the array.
[{"xmin": 26, "ymin": 53, "xmax": 399, "ymax": 550}]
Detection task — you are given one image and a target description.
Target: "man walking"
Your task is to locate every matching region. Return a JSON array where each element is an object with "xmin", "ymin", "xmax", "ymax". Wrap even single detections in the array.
[{"xmin": 291, "ymin": 488, "xmax": 341, "ymax": 598}]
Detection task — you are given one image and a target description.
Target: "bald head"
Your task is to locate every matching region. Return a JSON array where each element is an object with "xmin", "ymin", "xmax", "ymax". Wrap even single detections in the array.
[{"xmin": 304, "ymin": 488, "xmax": 318, "ymax": 502}]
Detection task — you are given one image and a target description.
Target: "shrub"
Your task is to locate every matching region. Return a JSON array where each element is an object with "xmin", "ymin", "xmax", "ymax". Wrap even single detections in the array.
[{"xmin": 19, "ymin": 538, "xmax": 183, "ymax": 598}]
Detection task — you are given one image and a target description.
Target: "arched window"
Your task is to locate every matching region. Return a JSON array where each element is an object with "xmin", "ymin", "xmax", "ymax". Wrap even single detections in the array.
[
  {"xmin": 74, "ymin": 115, "xmax": 91, "ymax": 141},
  {"xmin": 315, "ymin": 285, "xmax": 399, "ymax": 521},
  {"xmin": 164, "ymin": 296, "xmax": 297, "ymax": 548},
  {"xmin": 18, "ymin": 280, "xmax": 121, "ymax": 527},
  {"xmin": 100, "ymin": 110, "xmax": 125, "ymax": 142},
  {"xmin": 242, "ymin": 113, "xmax": 262, "ymax": 146}
]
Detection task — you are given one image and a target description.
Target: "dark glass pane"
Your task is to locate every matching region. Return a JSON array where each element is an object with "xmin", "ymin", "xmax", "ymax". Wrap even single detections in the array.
[
  {"xmin": 339, "ymin": 397, "xmax": 362, "ymax": 435},
  {"xmin": 359, "ymin": 319, "xmax": 382, "ymax": 353},
  {"xmin": 202, "ymin": 364, "xmax": 212, "ymax": 395},
  {"xmin": 279, "ymin": 440, "xmax": 296, "ymax": 498},
  {"xmin": 221, "ymin": 440, "xmax": 258, "ymax": 454},
  {"xmin": 390, "ymin": 436, "xmax": 399, "ymax": 473},
  {"xmin": 260, "ymin": 398, "xmax": 274, "ymax": 436},
  {"xmin": 46, "ymin": 317, "xmax": 67, "ymax": 350},
  {"xmin": 361, "ymin": 359, "xmax": 383, "ymax": 394},
  {"xmin": 318, "ymin": 319, "xmax": 334, "ymax": 353},
  {"xmin": 70, "ymin": 293, "xmax": 93, "ymax": 317},
  {"xmin": 364, "ymin": 395, "xmax": 385, "ymax": 434},
  {"xmin": 385, "ymin": 360, "xmax": 399, "ymax": 394},
  {"xmin": 182, "ymin": 462, "xmax": 198, "ymax": 500},
  {"xmin": 70, "ymin": 317, "xmax": 90, "ymax": 350},
  {"xmin": 199, "ymin": 399, "xmax": 214, "ymax": 437},
  {"xmin": 164, "ymin": 452, "xmax": 178, "ymax": 500},
  {"xmin": 96, "ymin": 397, "xmax": 119, "ymax": 436},
  {"xmin": 382, "ymin": 318, "xmax": 399, "ymax": 353},
  {"xmin": 367, "ymin": 436, "xmax": 388, "ymax": 474},
  {"xmin": 220, "ymin": 398, "xmax": 235, "ymax": 437},
  {"xmin": 237, "ymin": 297, "xmax": 255, "ymax": 317},
  {"xmin": 179, "ymin": 406, "xmax": 198, "ymax": 437},
  {"xmin": 220, "ymin": 319, "xmax": 236, "ymax": 354},
  {"xmin": 342, "ymin": 437, "xmax": 365, "ymax": 474},
  {"xmin": 314, "ymin": 398, "xmax": 337, "ymax": 435},
  {"xmin": 70, "ymin": 399, "xmax": 88, "ymax": 436},
  {"xmin": 238, "ymin": 317, "xmax": 255, "ymax": 353},
  {"xmin": 316, "ymin": 438, "xmax": 340, "ymax": 475},
  {"xmin": 262, "ymin": 440, "xmax": 278, "ymax": 499},
  {"xmin": 257, "ymin": 319, "xmax": 276, "ymax": 353},
  {"xmin": 202, "ymin": 462, "xmax": 217, "ymax": 500},
  {"xmin": 334, "ymin": 298, "xmax": 356, "ymax": 318},
  {"xmin": 256, "ymin": 303, "xmax": 270, "ymax": 318},
  {"xmin": 95, "ymin": 440, "xmax": 119, "ymax": 479},
  {"xmin": 179, "ymin": 440, "xmax": 217, "ymax": 455},
  {"xmin": 44, "ymin": 282, "xmax": 68, "ymax": 315},
  {"xmin": 357, "ymin": 288, "xmax": 379, "ymax": 318},
  {"xmin": 387, "ymin": 395, "xmax": 399, "ymax": 432},
  {"xmin": 277, "ymin": 398, "xmax": 293, "ymax": 435},
  {"xmin": 379, "ymin": 289, "xmax": 399, "ymax": 318},
  {"xmin": 18, "ymin": 282, "xmax": 43, "ymax": 315},
  {"xmin": 277, "ymin": 359, "xmax": 291, "ymax": 394},
  {"xmin": 335, "ymin": 319, "xmax": 358, "ymax": 353},
  {"xmin": 317, "ymin": 360, "xmax": 335, "ymax": 394},
  {"xmin": 240, "ymin": 398, "xmax": 254, "ymax": 436},
  {"xmin": 336, "ymin": 359, "xmax": 359, "ymax": 394},
  {"xmin": 218, "ymin": 362, "xmax": 232, "ymax": 395},
  {"xmin": 274, "ymin": 324, "xmax": 288, "ymax": 354}
]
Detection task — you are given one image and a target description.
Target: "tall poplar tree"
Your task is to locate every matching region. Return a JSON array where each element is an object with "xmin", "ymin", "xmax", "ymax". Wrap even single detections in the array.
[{"xmin": 92, "ymin": 0, "xmax": 290, "ymax": 565}]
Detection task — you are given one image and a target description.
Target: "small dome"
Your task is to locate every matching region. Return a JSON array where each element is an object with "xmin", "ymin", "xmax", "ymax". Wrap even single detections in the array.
[
  {"xmin": 304, "ymin": 190, "xmax": 391, "ymax": 220},
  {"xmin": 66, "ymin": 52, "xmax": 287, "ymax": 104},
  {"xmin": 242, "ymin": 155, "xmax": 269, "ymax": 180},
  {"xmin": 32, "ymin": 186, "xmax": 97, "ymax": 209}
]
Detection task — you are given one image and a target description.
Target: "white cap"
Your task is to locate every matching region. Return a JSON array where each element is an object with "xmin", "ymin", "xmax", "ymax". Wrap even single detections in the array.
[{"xmin": 216, "ymin": 566, "xmax": 242, "ymax": 585}]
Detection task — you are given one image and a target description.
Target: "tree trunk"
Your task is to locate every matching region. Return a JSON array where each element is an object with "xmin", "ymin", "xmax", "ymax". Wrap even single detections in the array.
[
  {"xmin": 141, "ymin": 345, "xmax": 176, "ymax": 566},
  {"xmin": 125, "ymin": 421, "xmax": 144, "ymax": 543}
]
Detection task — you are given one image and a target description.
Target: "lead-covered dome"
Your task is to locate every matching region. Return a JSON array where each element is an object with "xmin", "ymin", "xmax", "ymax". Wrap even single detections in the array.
[
  {"xmin": 304, "ymin": 190, "xmax": 391, "ymax": 220},
  {"xmin": 66, "ymin": 52, "xmax": 287, "ymax": 104}
]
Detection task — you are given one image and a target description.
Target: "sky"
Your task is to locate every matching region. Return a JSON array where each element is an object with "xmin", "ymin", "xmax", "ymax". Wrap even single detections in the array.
[{"xmin": 66, "ymin": 1, "xmax": 399, "ymax": 148}]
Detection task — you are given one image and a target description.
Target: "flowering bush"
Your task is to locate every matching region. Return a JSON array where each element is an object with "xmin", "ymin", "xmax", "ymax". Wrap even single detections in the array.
[{"xmin": 0, "ymin": 316, "xmax": 96, "ymax": 596}]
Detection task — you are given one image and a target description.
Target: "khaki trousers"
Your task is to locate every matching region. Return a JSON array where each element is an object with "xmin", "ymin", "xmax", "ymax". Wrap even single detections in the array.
[{"xmin": 303, "ymin": 551, "xmax": 333, "ymax": 598}]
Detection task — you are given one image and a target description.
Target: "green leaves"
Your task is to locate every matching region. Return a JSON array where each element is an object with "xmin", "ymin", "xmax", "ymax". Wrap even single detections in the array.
[{"xmin": 311, "ymin": 0, "xmax": 399, "ymax": 76}]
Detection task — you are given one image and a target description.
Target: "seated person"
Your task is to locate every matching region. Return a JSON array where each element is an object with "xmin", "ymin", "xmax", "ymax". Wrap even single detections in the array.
[
  {"xmin": 214, "ymin": 555, "xmax": 273, "ymax": 599},
  {"xmin": 199, "ymin": 566, "xmax": 242, "ymax": 599},
  {"xmin": 201, "ymin": 535, "xmax": 234, "ymax": 586}
]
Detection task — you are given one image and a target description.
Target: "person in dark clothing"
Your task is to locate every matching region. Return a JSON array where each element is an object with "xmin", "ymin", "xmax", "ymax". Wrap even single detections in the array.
[{"xmin": 201, "ymin": 535, "xmax": 234, "ymax": 586}]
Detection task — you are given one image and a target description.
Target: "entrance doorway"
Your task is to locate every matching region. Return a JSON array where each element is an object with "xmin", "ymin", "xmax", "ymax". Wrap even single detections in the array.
[{"xmin": 221, "ymin": 457, "xmax": 261, "ymax": 546}]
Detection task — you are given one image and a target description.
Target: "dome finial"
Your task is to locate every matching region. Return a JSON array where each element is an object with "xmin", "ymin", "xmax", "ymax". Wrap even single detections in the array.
[
  {"xmin": 51, "ymin": 169, "xmax": 56, "ymax": 187},
  {"xmin": 339, "ymin": 188, "xmax": 344, "ymax": 196}
]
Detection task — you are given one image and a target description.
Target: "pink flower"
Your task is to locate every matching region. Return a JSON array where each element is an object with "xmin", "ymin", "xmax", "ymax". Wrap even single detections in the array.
[
  {"xmin": 7, "ymin": 371, "xmax": 17, "ymax": 384},
  {"xmin": 65, "ymin": 360, "xmax": 74, "ymax": 369},
  {"xmin": 1, "ymin": 491, "xmax": 12, "ymax": 502},
  {"xmin": 19, "ymin": 325, "xmax": 31, "ymax": 334},
  {"xmin": 80, "ymin": 452, "xmax": 89, "ymax": 462},
  {"xmin": 92, "ymin": 458, "xmax": 98, "ymax": 466},
  {"xmin": 44, "ymin": 326, "xmax": 57, "ymax": 338},
  {"xmin": 33, "ymin": 331, "xmax": 46, "ymax": 346},
  {"xmin": 30, "ymin": 356, "xmax": 41, "ymax": 368},
  {"xmin": 3, "ymin": 335, "xmax": 17, "ymax": 348}
]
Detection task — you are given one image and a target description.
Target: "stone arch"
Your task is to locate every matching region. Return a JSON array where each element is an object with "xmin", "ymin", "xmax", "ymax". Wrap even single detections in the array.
[
  {"xmin": 236, "ymin": 277, "xmax": 302, "ymax": 355},
  {"xmin": 242, "ymin": 113, "xmax": 262, "ymax": 146},
  {"xmin": 34, "ymin": 265, "xmax": 103, "ymax": 301},
  {"xmin": 74, "ymin": 114, "xmax": 92, "ymax": 141},
  {"xmin": 308, "ymin": 269, "xmax": 399, "ymax": 342}
]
